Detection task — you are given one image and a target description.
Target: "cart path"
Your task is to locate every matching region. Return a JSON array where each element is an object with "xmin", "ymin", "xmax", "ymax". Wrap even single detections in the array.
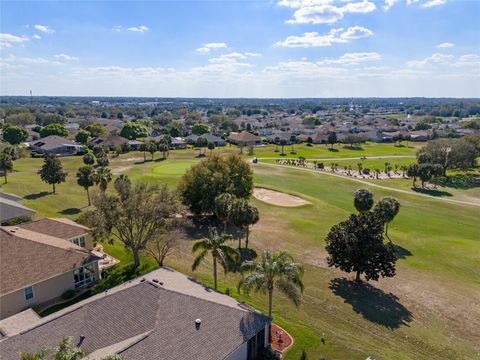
[{"xmin": 255, "ymin": 161, "xmax": 480, "ymax": 207}]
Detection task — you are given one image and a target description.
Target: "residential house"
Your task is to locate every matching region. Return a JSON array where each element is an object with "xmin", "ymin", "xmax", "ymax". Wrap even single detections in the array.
[
  {"xmin": 88, "ymin": 135, "xmax": 128, "ymax": 149},
  {"xmin": 127, "ymin": 139, "xmax": 144, "ymax": 151},
  {"xmin": 0, "ymin": 268, "xmax": 271, "ymax": 360},
  {"xmin": 227, "ymin": 131, "xmax": 262, "ymax": 146},
  {"xmin": 186, "ymin": 133, "xmax": 225, "ymax": 146},
  {"xmin": 0, "ymin": 193, "xmax": 36, "ymax": 225},
  {"xmin": 28, "ymin": 136, "xmax": 84, "ymax": 156},
  {"xmin": 0, "ymin": 218, "xmax": 100, "ymax": 319}
]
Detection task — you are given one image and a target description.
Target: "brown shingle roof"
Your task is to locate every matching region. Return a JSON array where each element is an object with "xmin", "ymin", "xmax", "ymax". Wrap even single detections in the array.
[
  {"xmin": 228, "ymin": 131, "xmax": 261, "ymax": 143},
  {"xmin": 0, "ymin": 227, "xmax": 98, "ymax": 295},
  {"xmin": 16, "ymin": 218, "xmax": 88, "ymax": 240},
  {"xmin": 0, "ymin": 281, "xmax": 270, "ymax": 360}
]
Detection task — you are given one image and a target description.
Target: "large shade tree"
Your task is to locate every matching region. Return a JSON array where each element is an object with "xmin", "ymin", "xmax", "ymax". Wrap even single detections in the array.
[
  {"xmin": 178, "ymin": 154, "xmax": 253, "ymax": 215},
  {"xmin": 238, "ymin": 250, "xmax": 304, "ymax": 318},
  {"xmin": 87, "ymin": 180, "xmax": 182, "ymax": 270},
  {"xmin": 325, "ymin": 189, "xmax": 399, "ymax": 282},
  {"xmin": 38, "ymin": 154, "xmax": 67, "ymax": 193},
  {"xmin": 192, "ymin": 227, "xmax": 239, "ymax": 290}
]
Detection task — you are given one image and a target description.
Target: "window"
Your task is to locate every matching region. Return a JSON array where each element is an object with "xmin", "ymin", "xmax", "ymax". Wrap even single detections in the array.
[
  {"xmin": 71, "ymin": 236, "xmax": 86, "ymax": 248},
  {"xmin": 74, "ymin": 264, "xmax": 96, "ymax": 288},
  {"xmin": 24, "ymin": 286, "xmax": 34, "ymax": 301}
]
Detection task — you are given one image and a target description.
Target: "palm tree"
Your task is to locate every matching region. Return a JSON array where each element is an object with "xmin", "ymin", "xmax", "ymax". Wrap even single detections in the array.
[
  {"xmin": 0, "ymin": 153, "xmax": 13, "ymax": 183},
  {"xmin": 192, "ymin": 227, "xmax": 239, "ymax": 290},
  {"xmin": 76, "ymin": 165, "xmax": 95, "ymax": 205},
  {"xmin": 238, "ymin": 250, "xmax": 304, "ymax": 318},
  {"xmin": 94, "ymin": 166, "xmax": 112, "ymax": 192},
  {"xmin": 230, "ymin": 199, "xmax": 260, "ymax": 248}
]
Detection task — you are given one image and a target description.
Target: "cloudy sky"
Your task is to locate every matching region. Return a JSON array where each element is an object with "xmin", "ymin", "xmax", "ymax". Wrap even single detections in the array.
[{"xmin": 1, "ymin": 0, "xmax": 479, "ymax": 97}]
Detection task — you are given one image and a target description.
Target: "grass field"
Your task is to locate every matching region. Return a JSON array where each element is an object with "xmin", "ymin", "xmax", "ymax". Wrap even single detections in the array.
[{"xmin": 1, "ymin": 144, "xmax": 479, "ymax": 359}]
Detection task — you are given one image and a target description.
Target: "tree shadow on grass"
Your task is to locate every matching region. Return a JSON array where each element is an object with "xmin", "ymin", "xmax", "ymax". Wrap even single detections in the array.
[
  {"xmin": 24, "ymin": 191, "xmax": 50, "ymax": 200},
  {"xmin": 433, "ymin": 174, "xmax": 480, "ymax": 190},
  {"xmin": 394, "ymin": 245, "xmax": 412, "ymax": 260},
  {"xmin": 59, "ymin": 208, "xmax": 81, "ymax": 215},
  {"xmin": 329, "ymin": 277, "xmax": 412, "ymax": 329},
  {"xmin": 412, "ymin": 187, "xmax": 453, "ymax": 197},
  {"xmin": 328, "ymin": 148, "xmax": 339, "ymax": 152},
  {"xmin": 227, "ymin": 248, "xmax": 258, "ymax": 273}
]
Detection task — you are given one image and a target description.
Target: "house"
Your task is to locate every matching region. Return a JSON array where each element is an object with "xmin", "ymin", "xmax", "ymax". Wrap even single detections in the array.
[
  {"xmin": 297, "ymin": 133, "xmax": 328, "ymax": 144},
  {"xmin": 28, "ymin": 135, "xmax": 84, "ymax": 156},
  {"xmin": 127, "ymin": 139, "xmax": 144, "ymax": 151},
  {"xmin": 0, "ymin": 268, "xmax": 271, "ymax": 360},
  {"xmin": 88, "ymin": 135, "xmax": 128, "ymax": 149},
  {"xmin": 170, "ymin": 137, "xmax": 187, "ymax": 149},
  {"xmin": 186, "ymin": 133, "xmax": 225, "ymax": 146},
  {"xmin": 0, "ymin": 218, "xmax": 100, "ymax": 319},
  {"xmin": 0, "ymin": 193, "xmax": 36, "ymax": 225},
  {"xmin": 228, "ymin": 131, "xmax": 262, "ymax": 146},
  {"xmin": 409, "ymin": 130, "xmax": 432, "ymax": 141}
]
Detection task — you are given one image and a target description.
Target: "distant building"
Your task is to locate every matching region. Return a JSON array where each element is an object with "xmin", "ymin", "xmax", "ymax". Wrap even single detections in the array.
[
  {"xmin": 186, "ymin": 133, "xmax": 225, "ymax": 146},
  {"xmin": 88, "ymin": 135, "xmax": 128, "ymax": 149},
  {"xmin": 228, "ymin": 131, "xmax": 262, "ymax": 146},
  {"xmin": 28, "ymin": 136, "xmax": 84, "ymax": 156}
]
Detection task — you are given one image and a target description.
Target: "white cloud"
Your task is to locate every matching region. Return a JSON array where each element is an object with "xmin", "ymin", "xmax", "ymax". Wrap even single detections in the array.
[
  {"xmin": 209, "ymin": 52, "xmax": 261, "ymax": 63},
  {"xmin": 127, "ymin": 26, "xmax": 149, "ymax": 33},
  {"xmin": 0, "ymin": 54, "xmax": 60, "ymax": 65},
  {"xmin": 437, "ymin": 42, "xmax": 454, "ymax": 48},
  {"xmin": 451, "ymin": 54, "xmax": 480, "ymax": 67},
  {"xmin": 196, "ymin": 42, "xmax": 227, "ymax": 53},
  {"xmin": 383, "ymin": 0, "xmax": 399, "ymax": 11},
  {"xmin": 274, "ymin": 26, "xmax": 373, "ymax": 48},
  {"xmin": 54, "ymin": 54, "xmax": 79, "ymax": 61},
  {"xmin": 422, "ymin": 0, "xmax": 446, "ymax": 7},
  {"xmin": 406, "ymin": 53, "xmax": 453, "ymax": 67},
  {"xmin": 318, "ymin": 52, "xmax": 381, "ymax": 65},
  {"xmin": 279, "ymin": 0, "xmax": 376, "ymax": 25},
  {"xmin": 0, "ymin": 33, "xmax": 30, "ymax": 48},
  {"xmin": 31, "ymin": 34, "xmax": 41, "ymax": 40},
  {"xmin": 34, "ymin": 25, "xmax": 54, "ymax": 34},
  {"xmin": 112, "ymin": 25, "xmax": 122, "ymax": 32}
]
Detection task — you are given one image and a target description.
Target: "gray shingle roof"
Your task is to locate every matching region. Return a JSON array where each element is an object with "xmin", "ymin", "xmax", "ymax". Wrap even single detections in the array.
[{"xmin": 0, "ymin": 282, "xmax": 270, "ymax": 360}]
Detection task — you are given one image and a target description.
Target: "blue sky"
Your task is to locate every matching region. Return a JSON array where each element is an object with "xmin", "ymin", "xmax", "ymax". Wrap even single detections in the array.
[{"xmin": 1, "ymin": 0, "xmax": 479, "ymax": 97}]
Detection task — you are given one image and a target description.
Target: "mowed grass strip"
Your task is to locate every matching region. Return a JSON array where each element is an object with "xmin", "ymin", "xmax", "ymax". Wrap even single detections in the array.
[{"xmin": 1, "ymin": 146, "xmax": 479, "ymax": 359}]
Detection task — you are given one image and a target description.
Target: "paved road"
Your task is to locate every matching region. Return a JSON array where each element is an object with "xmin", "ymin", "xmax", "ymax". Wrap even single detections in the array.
[
  {"xmin": 255, "ymin": 161, "xmax": 480, "ymax": 207},
  {"xmin": 256, "ymin": 155, "xmax": 416, "ymax": 161}
]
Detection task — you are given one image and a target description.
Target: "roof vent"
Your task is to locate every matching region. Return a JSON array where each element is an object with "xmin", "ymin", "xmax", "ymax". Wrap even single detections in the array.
[
  {"xmin": 195, "ymin": 318, "xmax": 202, "ymax": 330},
  {"xmin": 77, "ymin": 335, "xmax": 85, "ymax": 347}
]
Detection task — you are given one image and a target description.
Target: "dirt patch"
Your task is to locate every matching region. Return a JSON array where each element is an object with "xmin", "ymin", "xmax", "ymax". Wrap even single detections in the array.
[
  {"xmin": 111, "ymin": 166, "xmax": 132, "ymax": 175},
  {"xmin": 253, "ymin": 187, "xmax": 311, "ymax": 207}
]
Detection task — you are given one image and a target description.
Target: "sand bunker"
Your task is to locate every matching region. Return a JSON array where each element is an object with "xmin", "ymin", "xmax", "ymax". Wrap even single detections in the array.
[{"xmin": 253, "ymin": 188, "xmax": 311, "ymax": 207}]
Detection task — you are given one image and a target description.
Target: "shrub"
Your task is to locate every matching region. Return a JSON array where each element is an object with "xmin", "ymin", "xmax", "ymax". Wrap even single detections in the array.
[
  {"xmin": 362, "ymin": 168, "xmax": 370, "ymax": 175},
  {"xmin": 61, "ymin": 289, "xmax": 75, "ymax": 300},
  {"xmin": 2, "ymin": 215, "xmax": 32, "ymax": 226}
]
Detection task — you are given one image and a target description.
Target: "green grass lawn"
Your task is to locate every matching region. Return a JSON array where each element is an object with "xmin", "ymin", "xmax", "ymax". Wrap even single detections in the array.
[
  {"xmin": 1, "ymin": 146, "xmax": 479, "ymax": 359},
  {"xmin": 250, "ymin": 141, "xmax": 423, "ymax": 159}
]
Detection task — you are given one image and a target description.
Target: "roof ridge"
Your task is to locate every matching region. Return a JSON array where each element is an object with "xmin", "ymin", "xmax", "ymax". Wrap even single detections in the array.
[{"xmin": 1, "ymin": 227, "xmax": 90, "ymax": 255}]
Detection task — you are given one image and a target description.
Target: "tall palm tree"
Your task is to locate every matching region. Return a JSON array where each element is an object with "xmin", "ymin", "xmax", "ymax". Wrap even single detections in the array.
[
  {"xmin": 76, "ymin": 165, "xmax": 95, "ymax": 205},
  {"xmin": 192, "ymin": 227, "xmax": 239, "ymax": 290},
  {"xmin": 238, "ymin": 250, "xmax": 304, "ymax": 318},
  {"xmin": 94, "ymin": 166, "xmax": 112, "ymax": 192}
]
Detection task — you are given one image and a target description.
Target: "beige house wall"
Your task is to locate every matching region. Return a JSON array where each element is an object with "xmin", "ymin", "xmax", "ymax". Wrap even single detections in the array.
[
  {"xmin": 67, "ymin": 232, "xmax": 94, "ymax": 251},
  {"xmin": 0, "ymin": 261, "xmax": 100, "ymax": 320}
]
